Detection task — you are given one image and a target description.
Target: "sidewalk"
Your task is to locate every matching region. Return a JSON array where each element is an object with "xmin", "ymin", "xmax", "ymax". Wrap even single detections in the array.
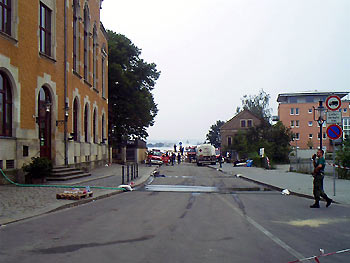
[
  {"xmin": 210, "ymin": 163, "xmax": 350, "ymax": 205},
  {"xmin": 0, "ymin": 163, "xmax": 157, "ymax": 225}
]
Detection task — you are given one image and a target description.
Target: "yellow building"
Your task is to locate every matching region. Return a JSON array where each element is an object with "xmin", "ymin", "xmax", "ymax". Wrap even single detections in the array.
[{"xmin": 0, "ymin": 0, "xmax": 108, "ymax": 173}]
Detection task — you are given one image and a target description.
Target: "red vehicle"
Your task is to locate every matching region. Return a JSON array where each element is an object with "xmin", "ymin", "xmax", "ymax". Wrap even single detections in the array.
[
  {"xmin": 147, "ymin": 150, "xmax": 163, "ymax": 165},
  {"xmin": 186, "ymin": 146, "xmax": 197, "ymax": 162}
]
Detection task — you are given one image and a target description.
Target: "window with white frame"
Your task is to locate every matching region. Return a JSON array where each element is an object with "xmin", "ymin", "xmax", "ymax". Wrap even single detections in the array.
[
  {"xmin": 295, "ymin": 108, "xmax": 299, "ymax": 115},
  {"xmin": 84, "ymin": 5, "xmax": 90, "ymax": 81},
  {"xmin": 92, "ymin": 26, "xmax": 98, "ymax": 89},
  {"xmin": 343, "ymin": 118, "xmax": 350, "ymax": 139},
  {"xmin": 308, "ymin": 121, "xmax": 313, "ymax": 127},
  {"xmin": 295, "ymin": 133, "xmax": 299, "ymax": 140},
  {"xmin": 308, "ymin": 108, "xmax": 312, "ymax": 114},
  {"xmin": 309, "ymin": 134, "xmax": 313, "ymax": 139},
  {"xmin": 290, "ymin": 120, "xmax": 294, "ymax": 128},
  {"xmin": 73, "ymin": 0, "xmax": 79, "ymax": 72},
  {"xmin": 295, "ymin": 120, "xmax": 299, "ymax": 127},
  {"xmin": 39, "ymin": 3, "xmax": 52, "ymax": 56},
  {"xmin": 290, "ymin": 108, "xmax": 294, "ymax": 115},
  {"xmin": 0, "ymin": 0, "xmax": 11, "ymax": 35}
]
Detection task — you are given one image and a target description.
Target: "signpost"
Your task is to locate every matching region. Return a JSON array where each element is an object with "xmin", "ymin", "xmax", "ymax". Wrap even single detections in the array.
[
  {"xmin": 325, "ymin": 95, "xmax": 343, "ymax": 197},
  {"xmin": 326, "ymin": 124, "xmax": 343, "ymax": 140},
  {"xmin": 326, "ymin": 111, "xmax": 342, "ymax": 124},
  {"xmin": 325, "ymin": 95, "xmax": 341, "ymax": 111}
]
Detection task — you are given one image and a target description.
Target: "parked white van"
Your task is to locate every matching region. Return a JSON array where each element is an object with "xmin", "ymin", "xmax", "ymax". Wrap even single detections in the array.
[{"xmin": 196, "ymin": 144, "xmax": 216, "ymax": 166}]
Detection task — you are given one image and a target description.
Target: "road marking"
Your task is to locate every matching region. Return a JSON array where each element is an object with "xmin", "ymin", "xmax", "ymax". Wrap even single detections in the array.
[
  {"xmin": 275, "ymin": 218, "xmax": 350, "ymax": 228},
  {"xmin": 217, "ymin": 194, "xmax": 305, "ymax": 261}
]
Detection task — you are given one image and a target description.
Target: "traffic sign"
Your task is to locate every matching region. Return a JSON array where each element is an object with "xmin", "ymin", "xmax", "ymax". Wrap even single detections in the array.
[
  {"xmin": 326, "ymin": 111, "xmax": 342, "ymax": 124},
  {"xmin": 326, "ymin": 124, "xmax": 342, "ymax": 140},
  {"xmin": 326, "ymin": 95, "xmax": 341, "ymax": 111}
]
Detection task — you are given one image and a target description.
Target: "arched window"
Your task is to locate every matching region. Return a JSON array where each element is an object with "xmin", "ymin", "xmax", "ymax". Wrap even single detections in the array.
[
  {"xmin": 92, "ymin": 26, "xmax": 97, "ymax": 89},
  {"xmin": 83, "ymin": 5, "xmax": 90, "ymax": 81},
  {"xmin": 101, "ymin": 113, "xmax": 105, "ymax": 143},
  {"xmin": 101, "ymin": 44, "xmax": 106, "ymax": 98},
  {"xmin": 0, "ymin": 72, "xmax": 12, "ymax": 136},
  {"xmin": 73, "ymin": 0, "xmax": 79, "ymax": 72},
  {"xmin": 84, "ymin": 104, "xmax": 89, "ymax": 142},
  {"xmin": 0, "ymin": 0, "xmax": 11, "ymax": 35},
  {"xmin": 73, "ymin": 98, "xmax": 78, "ymax": 141}
]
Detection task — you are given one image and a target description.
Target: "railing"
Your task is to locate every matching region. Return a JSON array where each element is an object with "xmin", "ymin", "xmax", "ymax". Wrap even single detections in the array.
[{"xmin": 121, "ymin": 163, "xmax": 139, "ymax": 184}]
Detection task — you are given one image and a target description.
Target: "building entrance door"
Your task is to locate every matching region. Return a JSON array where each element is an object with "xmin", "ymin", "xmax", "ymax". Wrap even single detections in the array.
[{"xmin": 38, "ymin": 87, "xmax": 52, "ymax": 160}]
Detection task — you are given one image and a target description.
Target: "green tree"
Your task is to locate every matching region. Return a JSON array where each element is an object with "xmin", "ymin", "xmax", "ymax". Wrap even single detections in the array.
[
  {"xmin": 206, "ymin": 120, "xmax": 225, "ymax": 148},
  {"xmin": 236, "ymin": 89, "xmax": 272, "ymax": 121},
  {"xmin": 107, "ymin": 30, "xmax": 160, "ymax": 145},
  {"xmin": 228, "ymin": 121, "xmax": 292, "ymax": 164},
  {"xmin": 336, "ymin": 138, "xmax": 350, "ymax": 179}
]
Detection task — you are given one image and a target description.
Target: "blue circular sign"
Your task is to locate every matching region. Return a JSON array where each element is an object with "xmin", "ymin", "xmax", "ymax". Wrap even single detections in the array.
[{"xmin": 326, "ymin": 124, "xmax": 342, "ymax": 140}]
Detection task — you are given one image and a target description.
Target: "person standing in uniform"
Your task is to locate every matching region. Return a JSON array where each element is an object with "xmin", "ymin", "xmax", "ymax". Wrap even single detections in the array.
[
  {"xmin": 310, "ymin": 149, "xmax": 333, "ymax": 208},
  {"xmin": 171, "ymin": 152, "xmax": 176, "ymax": 166},
  {"xmin": 177, "ymin": 153, "xmax": 181, "ymax": 164}
]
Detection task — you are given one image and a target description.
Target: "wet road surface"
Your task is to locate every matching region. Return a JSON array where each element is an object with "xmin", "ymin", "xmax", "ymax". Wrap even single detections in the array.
[{"xmin": 1, "ymin": 163, "xmax": 350, "ymax": 263}]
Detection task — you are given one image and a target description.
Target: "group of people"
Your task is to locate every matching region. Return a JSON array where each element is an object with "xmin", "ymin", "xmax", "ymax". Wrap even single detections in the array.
[{"xmin": 170, "ymin": 152, "xmax": 182, "ymax": 166}]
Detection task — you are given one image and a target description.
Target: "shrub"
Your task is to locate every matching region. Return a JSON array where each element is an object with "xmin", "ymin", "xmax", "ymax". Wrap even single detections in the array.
[{"xmin": 22, "ymin": 157, "xmax": 52, "ymax": 179}]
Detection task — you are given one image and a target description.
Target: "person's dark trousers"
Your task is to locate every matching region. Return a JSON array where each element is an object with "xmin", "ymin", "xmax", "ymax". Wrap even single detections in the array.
[{"xmin": 311, "ymin": 174, "xmax": 332, "ymax": 207}]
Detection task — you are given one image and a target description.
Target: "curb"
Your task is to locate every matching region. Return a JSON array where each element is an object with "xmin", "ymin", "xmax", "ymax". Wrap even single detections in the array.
[{"xmin": 208, "ymin": 165, "xmax": 315, "ymax": 200}]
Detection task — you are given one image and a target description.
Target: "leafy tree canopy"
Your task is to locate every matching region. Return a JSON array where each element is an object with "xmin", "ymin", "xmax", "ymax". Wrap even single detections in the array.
[
  {"xmin": 206, "ymin": 120, "xmax": 225, "ymax": 148},
  {"xmin": 236, "ymin": 89, "xmax": 272, "ymax": 122},
  {"xmin": 107, "ymin": 30, "xmax": 160, "ymax": 144},
  {"xmin": 228, "ymin": 121, "xmax": 293, "ymax": 163}
]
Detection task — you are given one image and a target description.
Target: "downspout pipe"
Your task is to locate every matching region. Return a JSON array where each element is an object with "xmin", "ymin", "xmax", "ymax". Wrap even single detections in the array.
[{"xmin": 64, "ymin": 0, "xmax": 68, "ymax": 166}]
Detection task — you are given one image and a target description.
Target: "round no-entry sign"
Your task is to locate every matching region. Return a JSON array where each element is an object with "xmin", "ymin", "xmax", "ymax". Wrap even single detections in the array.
[
  {"xmin": 326, "ymin": 124, "xmax": 342, "ymax": 140},
  {"xmin": 326, "ymin": 95, "xmax": 341, "ymax": 111}
]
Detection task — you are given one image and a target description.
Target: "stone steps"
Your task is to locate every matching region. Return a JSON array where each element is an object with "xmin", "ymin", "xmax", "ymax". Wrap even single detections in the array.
[{"xmin": 47, "ymin": 166, "xmax": 91, "ymax": 182}]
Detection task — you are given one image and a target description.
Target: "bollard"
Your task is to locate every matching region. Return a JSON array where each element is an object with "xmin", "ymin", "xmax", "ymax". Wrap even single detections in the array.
[
  {"xmin": 122, "ymin": 166, "xmax": 125, "ymax": 185},
  {"xmin": 127, "ymin": 165, "xmax": 130, "ymax": 182},
  {"xmin": 131, "ymin": 164, "xmax": 134, "ymax": 180}
]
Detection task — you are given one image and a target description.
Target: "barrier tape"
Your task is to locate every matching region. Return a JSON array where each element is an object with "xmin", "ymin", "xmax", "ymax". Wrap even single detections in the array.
[
  {"xmin": 327, "ymin": 162, "xmax": 350, "ymax": 170},
  {"xmin": 288, "ymin": 248, "xmax": 350, "ymax": 263}
]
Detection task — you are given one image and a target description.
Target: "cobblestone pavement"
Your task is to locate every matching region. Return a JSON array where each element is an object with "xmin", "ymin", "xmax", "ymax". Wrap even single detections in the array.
[{"xmin": 0, "ymin": 164, "xmax": 157, "ymax": 225}]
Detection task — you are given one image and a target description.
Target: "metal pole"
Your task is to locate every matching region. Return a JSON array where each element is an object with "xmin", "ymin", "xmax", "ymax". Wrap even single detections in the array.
[
  {"xmin": 131, "ymin": 164, "xmax": 134, "ymax": 180},
  {"xmin": 127, "ymin": 165, "xmax": 129, "ymax": 182},
  {"xmin": 320, "ymin": 124, "xmax": 323, "ymax": 150},
  {"xmin": 136, "ymin": 163, "xmax": 138, "ymax": 178},
  {"xmin": 63, "ymin": 0, "xmax": 68, "ymax": 166},
  {"xmin": 122, "ymin": 165, "xmax": 125, "ymax": 185},
  {"xmin": 333, "ymin": 146, "xmax": 336, "ymax": 196}
]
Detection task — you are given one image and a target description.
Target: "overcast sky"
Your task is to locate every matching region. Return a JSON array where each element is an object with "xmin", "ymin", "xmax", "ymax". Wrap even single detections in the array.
[{"xmin": 101, "ymin": 0, "xmax": 350, "ymax": 143}]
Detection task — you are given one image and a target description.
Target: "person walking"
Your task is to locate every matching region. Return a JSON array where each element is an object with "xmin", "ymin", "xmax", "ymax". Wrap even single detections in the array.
[
  {"xmin": 218, "ymin": 154, "xmax": 223, "ymax": 168},
  {"xmin": 310, "ymin": 149, "xmax": 333, "ymax": 208}
]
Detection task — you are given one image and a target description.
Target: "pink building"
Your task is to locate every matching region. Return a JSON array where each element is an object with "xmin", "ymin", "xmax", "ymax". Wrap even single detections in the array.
[{"xmin": 277, "ymin": 92, "xmax": 350, "ymax": 152}]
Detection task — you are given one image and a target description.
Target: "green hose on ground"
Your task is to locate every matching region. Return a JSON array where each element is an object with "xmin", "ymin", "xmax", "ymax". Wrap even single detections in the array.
[{"xmin": 0, "ymin": 168, "xmax": 125, "ymax": 191}]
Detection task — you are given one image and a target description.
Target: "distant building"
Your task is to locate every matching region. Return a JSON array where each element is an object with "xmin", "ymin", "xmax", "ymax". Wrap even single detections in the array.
[
  {"xmin": 277, "ymin": 92, "xmax": 350, "ymax": 151},
  {"xmin": 220, "ymin": 110, "xmax": 263, "ymax": 150},
  {"xmin": 0, "ymin": 0, "xmax": 108, "ymax": 173}
]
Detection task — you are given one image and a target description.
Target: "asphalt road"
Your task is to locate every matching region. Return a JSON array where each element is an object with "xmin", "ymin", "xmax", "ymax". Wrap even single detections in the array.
[{"xmin": 1, "ymin": 163, "xmax": 350, "ymax": 263}]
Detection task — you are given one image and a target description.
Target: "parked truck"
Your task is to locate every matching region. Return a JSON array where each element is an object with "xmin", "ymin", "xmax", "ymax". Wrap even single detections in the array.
[{"xmin": 196, "ymin": 144, "xmax": 216, "ymax": 166}]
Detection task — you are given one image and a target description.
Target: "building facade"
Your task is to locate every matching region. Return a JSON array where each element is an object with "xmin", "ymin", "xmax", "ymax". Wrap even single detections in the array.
[
  {"xmin": 0, "ymin": 0, "xmax": 108, "ymax": 173},
  {"xmin": 277, "ymin": 92, "xmax": 350, "ymax": 151},
  {"xmin": 220, "ymin": 110, "xmax": 263, "ymax": 150}
]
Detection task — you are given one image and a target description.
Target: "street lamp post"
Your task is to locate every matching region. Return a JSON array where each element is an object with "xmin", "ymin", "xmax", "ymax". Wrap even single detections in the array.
[{"xmin": 313, "ymin": 100, "xmax": 326, "ymax": 150}]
